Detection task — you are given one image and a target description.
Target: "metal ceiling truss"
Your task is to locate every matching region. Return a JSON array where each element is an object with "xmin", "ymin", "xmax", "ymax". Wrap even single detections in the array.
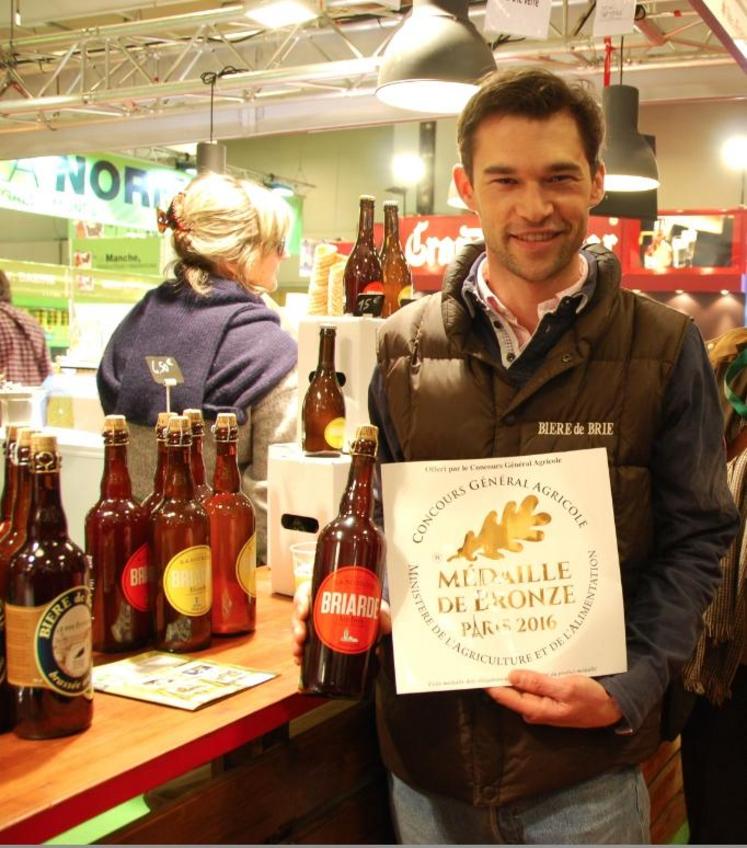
[{"xmin": 0, "ymin": 0, "xmax": 740, "ymax": 147}]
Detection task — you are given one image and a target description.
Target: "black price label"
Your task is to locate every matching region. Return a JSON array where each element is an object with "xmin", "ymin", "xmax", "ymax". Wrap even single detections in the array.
[
  {"xmin": 145, "ymin": 356, "xmax": 184, "ymax": 385},
  {"xmin": 354, "ymin": 293, "xmax": 385, "ymax": 317}
]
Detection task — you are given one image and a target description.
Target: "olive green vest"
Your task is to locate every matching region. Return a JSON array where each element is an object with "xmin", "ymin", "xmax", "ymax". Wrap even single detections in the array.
[{"xmin": 375, "ymin": 244, "xmax": 690, "ymax": 806}]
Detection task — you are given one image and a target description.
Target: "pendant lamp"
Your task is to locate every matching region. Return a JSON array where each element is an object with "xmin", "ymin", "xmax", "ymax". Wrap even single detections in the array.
[
  {"xmin": 376, "ymin": 0, "xmax": 496, "ymax": 115},
  {"xmin": 602, "ymin": 84, "xmax": 659, "ymax": 192},
  {"xmin": 196, "ymin": 71, "xmax": 228, "ymax": 175}
]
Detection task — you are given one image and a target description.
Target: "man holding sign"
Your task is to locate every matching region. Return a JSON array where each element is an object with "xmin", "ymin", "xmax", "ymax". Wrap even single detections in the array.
[{"xmin": 293, "ymin": 67, "xmax": 737, "ymax": 843}]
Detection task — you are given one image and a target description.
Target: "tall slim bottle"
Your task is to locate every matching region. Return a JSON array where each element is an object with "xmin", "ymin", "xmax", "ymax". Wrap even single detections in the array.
[
  {"xmin": 5, "ymin": 434, "xmax": 93, "ymax": 739},
  {"xmin": 301, "ymin": 425, "xmax": 385, "ymax": 699},
  {"xmin": 85, "ymin": 415, "xmax": 151, "ymax": 653},
  {"xmin": 151, "ymin": 416, "xmax": 212, "ymax": 652},
  {"xmin": 0, "ymin": 425, "xmax": 20, "ymax": 540},
  {"xmin": 343, "ymin": 195, "xmax": 382, "ymax": 314},
  {"xmin": 141, "ymin": 412, "xmax": 176, "ymax": 515},
  {"xmin": 206, "ymin": 413, "xmax": 256, "ymax": 635},
  {"xmin": 302, "ymin": 325, "xmax": 346, "ymax": 456},
  {"xmin": 183, "ymin": 409, "xmax": 212, "ymax": 505},
  {"xmin": 0, "ymin": 426, "xmax": 30, "ymax": 732},
  {"xmin": 380, "ymin": 200, "xmax": 413, "ymax": 318}
]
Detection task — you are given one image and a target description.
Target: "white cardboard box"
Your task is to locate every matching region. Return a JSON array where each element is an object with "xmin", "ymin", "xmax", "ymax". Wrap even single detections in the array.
[
  {"xmin": 267, "ymin": 442, "xmax": 351, "ymax": 596},
  {"xmin": 297, "ymin": 315, "xmax": 383, "ymax": 450}
]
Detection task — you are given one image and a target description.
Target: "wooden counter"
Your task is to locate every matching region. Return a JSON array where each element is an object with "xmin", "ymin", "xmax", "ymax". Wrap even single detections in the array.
[{"xmin": 0, "ymin": 569, "xmax": 324, "ymax": 844}]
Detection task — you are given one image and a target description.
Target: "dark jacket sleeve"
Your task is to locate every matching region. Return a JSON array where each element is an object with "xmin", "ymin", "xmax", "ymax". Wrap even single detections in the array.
[{"xmin": 598, "ymin": 322, "xmax": 739, "ymax": 729}]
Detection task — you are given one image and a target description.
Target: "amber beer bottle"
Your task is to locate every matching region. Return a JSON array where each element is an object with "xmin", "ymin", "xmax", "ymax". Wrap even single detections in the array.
[
  {"xmin": 380, "ymin": 200, "xmax": 413, "ymax": 318},
  {"xmin": 343, "ymin": 195, "xmax": 382, "ymax": 314},
  {"xmin": 302, "ymin": 325, "xmax": 346, "ymax": 455},
  {"xmin": 0, "ymin": 425, "xmax": 20, "ymax": 540},
  {"xmin": 5, "ymin": 434, "xmax": 93, "ymax": 739},
  {"xmin": 206, "ymin": 413, "xmax": 256, "ymax": 635},
  {"xmin": 85, "ymin": 415, "xmax": 151, "ymax": 653},
  {"xmin": 301, "ymin": 425, "xmax": 385, "ymax": 698},
  {"xmin": 183, "ymin": 409, "xmax": 212, "ymax": 505},
  {"xmin": 151, "ymin": 416, "xmax": 212, "ymax": 652},
  {"xmin": 141, "ymin": 412, "xmax": 176, "ymax": 515}
]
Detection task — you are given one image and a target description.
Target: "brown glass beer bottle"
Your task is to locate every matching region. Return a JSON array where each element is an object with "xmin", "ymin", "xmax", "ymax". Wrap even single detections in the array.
[
  {"xmin": 206, "ymin": 413, "xmax": 256, "ymax": 635},
  {"xmin": 141, "ymin": 412, "xmax": 176, "ymax": 515},
  {"xmin": 380, "ymin": 200, "xmax": 413, "ymax": 318},
  {"xmin": 85, "ymin": 415, "xmax": 151, "ymax": 653},
  {"xmin": 151, "ymin": 415, "xmax": 212, "ymax": 652},
  {"xmin": 5, "ymin": 434, "xmax": 93, "ymax": 739},
  {"xmin": 183, "ymin": 409, "xmax": 213, "ymax": 505},
  {"xmin": 301, "ymin": 424, "xmax": 385, "ymax": 698},
  {"xmin": 343, "ymin": 195, "xmax": 382, "ymax": 314},
  {"xmin": 302, "ymin": 325, "xmax": 346, "ymax": 455},
  {"xmin": 0, "ymin": 424, "xmax": 20, "ymax": 540}
]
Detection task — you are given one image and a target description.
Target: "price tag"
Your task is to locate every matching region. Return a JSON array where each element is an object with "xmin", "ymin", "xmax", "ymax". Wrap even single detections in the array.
[
  {"xmin": 145, "ymin": 356, "xmax": 184, "ymax": 385},
  {"xmin": 354, "ymin": 293, "xmax": 385, "ymax": 317}
]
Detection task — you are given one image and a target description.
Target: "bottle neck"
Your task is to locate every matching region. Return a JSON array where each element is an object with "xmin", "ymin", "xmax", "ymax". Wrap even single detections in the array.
[
  {"xmin": 317, "ymin": 333, "xmax": 337, "ymax": 372},
  {"xmin": 213, "ymin": 440, "xmax": 241, "ymax": 493},
  {"xmin": 190, "ymin": 434, "xmax": 207, "ymax": 486},
  {"xmin": 11, "ymin": 462, "xmax": 31, "ymax": 531},
  {"xmin": 337, "ymin": 451, "xmax": 375, "ymax": 517},
  {"xmin": 356, "ymin": 202, "xmax": 375, "ymax": 248},
  {"xmin": 29, "ymin": 468, "xmax": 68, "ymax": 540},
  {"xmin": 382, "ymin": 206, "xmax": 400, "ymax": 250},
  {"xmin": 164, "ymin": 443, "xmax": 195, "ymax": 500},
  {"xmin": 101, "ymin": 443, "xmax": 133, "ymax": 499},
  {"xmin": 153, "ymin": 437, "xmax": 168, "ymax": 493},
  {"xmin": 1, "ymin": 455, "xmax": 19, "ymax": 522}
]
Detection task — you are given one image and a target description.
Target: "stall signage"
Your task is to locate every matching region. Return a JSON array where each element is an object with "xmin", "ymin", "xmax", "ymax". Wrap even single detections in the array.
[{"xmin": 0, "ymin": 154, "xmax": 189, "ymax": 231}]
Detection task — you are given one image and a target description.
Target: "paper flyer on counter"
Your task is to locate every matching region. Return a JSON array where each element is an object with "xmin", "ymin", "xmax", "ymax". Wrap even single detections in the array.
[
  {"xmin": 381, "ymin": 448, "xmax": 626, "ymax": 694},
  {"xmin": 93, "ymin": 651, "xmax": 276, "ymax": 710}
]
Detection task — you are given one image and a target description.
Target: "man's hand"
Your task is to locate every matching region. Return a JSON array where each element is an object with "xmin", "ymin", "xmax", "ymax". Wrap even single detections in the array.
[
  {"xmin": 485, "ymin": 670, "xmax": 623, "ymax": 728},
  {"xmin": 291, "ymin": 582, "xmax": 392, "ymax": 666}
]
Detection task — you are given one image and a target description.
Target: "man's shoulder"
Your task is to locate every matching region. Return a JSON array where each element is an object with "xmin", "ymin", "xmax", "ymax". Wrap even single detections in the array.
[
  {"xmin": 620, "ymin": 287, "xmax": 691, "ymax": 330},
  {"xmin": 377, "ymin": 292, "xmax": 442, "ymax": 350}
]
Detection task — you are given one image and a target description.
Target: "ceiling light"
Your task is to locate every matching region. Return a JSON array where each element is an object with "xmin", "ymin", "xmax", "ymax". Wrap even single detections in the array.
[
  {"xmin": 376, "ymin": 0, "xmax": 496, "ymax": 115},
  {"xmin": 721, "ymin": 135, "xmax": 747, "ymax": 171},
  {"xmin": 602, "ymin": 85, "xmax": 659, "ymax": 192},
  {"xmin": 196, "ymin": 140, "xmax": 227, "ymax": 175},
  {"xmin": 244, "ymin": 0, "xmax": 318, "ymax": 28},
  {"xmin": 392, "ymin": 153, "xmax": 426, "ymax": 186}
]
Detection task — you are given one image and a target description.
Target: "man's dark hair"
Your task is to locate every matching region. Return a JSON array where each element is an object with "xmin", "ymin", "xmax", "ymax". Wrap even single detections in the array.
[
  {"xmin": 0, "ymin": 270, "xmax": 11, "ymax": 303},
  {"xmin": 457, "ymin": 67, "xmax": 605, "ymax": 180}
]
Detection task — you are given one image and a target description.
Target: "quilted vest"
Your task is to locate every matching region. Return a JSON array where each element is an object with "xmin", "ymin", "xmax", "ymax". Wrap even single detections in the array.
[{"xmin": 374, "ymin": 244, "xmax": 690, "ymax": 806}]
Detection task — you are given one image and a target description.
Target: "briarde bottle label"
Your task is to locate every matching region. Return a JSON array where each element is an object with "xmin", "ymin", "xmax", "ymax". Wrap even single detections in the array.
[
  {"xmin": 35, "ymin": 587, "xmax": 92, "ymax": 698},
  {"xmin": 164, "ymin": 545, "xmax": 212, "ymax": 617},
  {"xmin": 235, "ymin": 535, "xmax": 257, "ymax": 598},
  {"xmin": 323, "ymin": 418, "xmax": 345, "ymax": 451},
  {"xmin": 121, "ymin": 543, "xmax": 152, "ymax": 612},
  {"xmin": 312, "ymin": 566, "xmax": 381, "ymax": 654}
]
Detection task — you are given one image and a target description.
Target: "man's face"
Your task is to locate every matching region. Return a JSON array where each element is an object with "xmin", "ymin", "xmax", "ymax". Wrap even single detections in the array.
[{"xmin": 454, "ymin": 110, "xmax": 605, "ymax": 289}]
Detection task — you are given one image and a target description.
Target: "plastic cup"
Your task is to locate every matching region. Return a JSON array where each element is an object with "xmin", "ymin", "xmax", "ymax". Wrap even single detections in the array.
[{"xmin": 290, "ymin": 541, "xmax": 317, "ymax": 592}]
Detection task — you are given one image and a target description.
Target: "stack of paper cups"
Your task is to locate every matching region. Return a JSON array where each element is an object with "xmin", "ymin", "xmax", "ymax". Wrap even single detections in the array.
[
  {"xmin": 307, "ymin": 243, "xmax": 338, "ymax": 315},
  {"xmin": 327, "ymin": 260, "xmax": 347, "ymax": 316}
]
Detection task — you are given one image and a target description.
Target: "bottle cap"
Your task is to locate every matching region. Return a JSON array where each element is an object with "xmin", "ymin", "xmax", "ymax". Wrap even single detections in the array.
[
  {"xmin": 103, "ymin": 414, "xmax": 128, "ymax": 434},
  {"xmin": 383, "ymin": 200, "xmax": 399, "ymax": 207},
  {"xmin": 215, "ymin": 412, "xmax": 237, "ymax": 428},
  {"xmin": 168, "ymin": 415, "xmax": 191, "ymax": 436},
  {"xmin": 183, "ymin": 408, "xmax": 204, "ymax": 423},
  {"xmin": 31, "ymin": 433, "xmax": 58, "ymax": 454},
  {"xmin": 359, "ymin": 194, "xmax": 375, "ymax": 202},
  {"xmin": 5, "ymin": 424, "xmax": 20, "ymax": 442},
  {"xmin": 16, "ymin": 427, "xmax": 35, "ymax": 448},
  {"xmin": 156, "ymin": 411, "xmax": 176, "ymax": 429},
  {"xmin": 319, "ymin": 323, "xmax": 337, "ymax": 333}
]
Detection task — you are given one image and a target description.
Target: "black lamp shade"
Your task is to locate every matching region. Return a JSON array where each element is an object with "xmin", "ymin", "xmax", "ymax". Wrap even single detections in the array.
[
  {"xmin": 196, "ymin": 140, "xmax": 227, "ymax": 175},
  {"xmin": 602, "ymin": 85, "xmax": 659, "ymax": 192},
  {"xmin": 376, "ymin": 0, "xmax": 496, "ymax": 113}
]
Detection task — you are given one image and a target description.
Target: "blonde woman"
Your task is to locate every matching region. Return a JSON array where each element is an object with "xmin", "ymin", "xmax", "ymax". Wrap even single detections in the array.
[{"xmin": 97, "ymin": 173, "xmax": 298, "ymax": 563}]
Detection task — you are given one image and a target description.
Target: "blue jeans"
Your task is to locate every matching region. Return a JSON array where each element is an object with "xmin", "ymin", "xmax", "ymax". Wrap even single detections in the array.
[{"xmin": 389, "ymin": 766, "xmax": 650, "ymax": 844}]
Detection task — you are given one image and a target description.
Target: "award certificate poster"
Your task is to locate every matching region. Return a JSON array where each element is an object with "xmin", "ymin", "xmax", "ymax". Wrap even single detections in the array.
[{"xmin": 381, "ymin": 448, "xmax": 627, "ymax": 694}]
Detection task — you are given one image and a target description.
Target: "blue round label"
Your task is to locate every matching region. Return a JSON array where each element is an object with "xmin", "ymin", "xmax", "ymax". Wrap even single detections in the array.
[{"xmin": 35, "ymin": 587, "xmax": 92, "ymax": 697}]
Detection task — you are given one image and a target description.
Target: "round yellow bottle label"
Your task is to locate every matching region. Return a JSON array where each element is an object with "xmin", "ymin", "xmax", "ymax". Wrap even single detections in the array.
[
  {"xmin": 236, "ymin": 535, "xmax": 257, "ymax": 598},
  {"xmin": 324, "ymin": 417, "xmax": 346, "ymax": 450},
  {"xmin": 164, "ymin": 545, "xmax": 212, "ymax": 617}
]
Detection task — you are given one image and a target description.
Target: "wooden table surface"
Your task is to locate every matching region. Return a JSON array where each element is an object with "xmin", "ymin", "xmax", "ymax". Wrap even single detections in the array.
[{"xmin": 0, "ymin": 569, "xmax": 322, "ymax": 844}]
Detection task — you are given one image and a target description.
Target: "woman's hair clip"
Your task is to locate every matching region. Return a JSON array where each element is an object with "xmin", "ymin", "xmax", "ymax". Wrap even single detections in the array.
[{"xmin": 156, "ymin": 192, "xmax": 188, "ymax": 234}]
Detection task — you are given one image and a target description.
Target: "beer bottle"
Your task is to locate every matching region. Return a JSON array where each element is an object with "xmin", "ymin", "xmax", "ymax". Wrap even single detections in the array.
[
  {"xmin": 0, "ymin": 425, "xmax": 20, "ymax": 540},
  {"xmin": 206, "ymin": 413, "xmax": 256, "ymax": 635},
  {"xmin": 5, "ymin": 434, "xmax": 93, "ymax": 739},
  {"xmin": 151, "ymin": 416, "xmax": 211, "ymax": 652},
  {"xmin": 343, "ymin": 195, "xmax": 382, "ymax": 314},
  {"xmin": 301, "ymin": 424, "xmax": 385, "ymax": 698},
  {"xmin": 302, "ymin": 325, "xmax": 346, "ymax": 456},
  {"xmin": 141, "ymin": 412, "xmax": 176, "ymax": 515},
  {"xmin": 380, "ymin": 200, "xmax": 413, "ymax": 318},
  {"xmin": 85, "ymin": 415, "xmax": 151, "ymax": 653},
  {"xmin": 183, "ymin": 409, "xmax": 212, "ymax": 505}
]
